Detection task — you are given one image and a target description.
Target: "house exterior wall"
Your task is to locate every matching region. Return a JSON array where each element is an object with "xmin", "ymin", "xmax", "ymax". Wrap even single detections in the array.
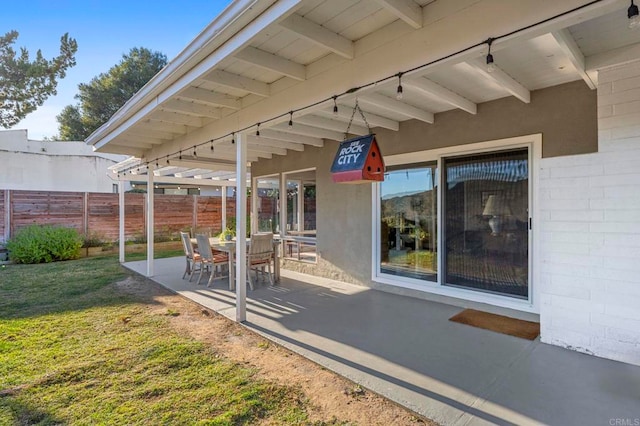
[
  {"xmin": 539, "ymin": 60, "xmax": 640, "ymax": 366},
  {"xmin": 0, "ymin": 129, "xmax": 127, "ymax": 193},
  {"xmin": 375, "ymin": 80, "xmax": 597, "ymax": 159},
  {"xmin": 253, "ymin": 81, "xmax": 597, "ymax": 286}
]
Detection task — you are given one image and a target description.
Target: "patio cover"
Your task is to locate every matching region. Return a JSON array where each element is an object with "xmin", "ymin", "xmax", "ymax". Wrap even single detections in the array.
[{"xmin": 88, "ymin": 0, "xmax": 639, "ymax": 321}]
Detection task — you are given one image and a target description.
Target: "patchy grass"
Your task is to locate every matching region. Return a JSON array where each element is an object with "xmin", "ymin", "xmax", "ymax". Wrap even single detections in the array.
[{"xmin": 0, "ymin": 254, "xmax": 319, "ymax": 425}]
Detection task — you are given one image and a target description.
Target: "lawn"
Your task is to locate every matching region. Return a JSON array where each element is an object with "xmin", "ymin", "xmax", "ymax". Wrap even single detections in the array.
[{"xmin": 0, "ymin": 254, "xmax": 319, "ymax": 425}]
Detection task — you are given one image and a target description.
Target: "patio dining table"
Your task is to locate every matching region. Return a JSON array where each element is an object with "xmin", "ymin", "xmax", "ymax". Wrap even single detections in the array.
[{"xmin": 191, "ymin": 237, "xmax": 280, "ymax": 290}]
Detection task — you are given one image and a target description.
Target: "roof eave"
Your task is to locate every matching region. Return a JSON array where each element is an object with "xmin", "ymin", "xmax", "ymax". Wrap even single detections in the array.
[{"xmin": 85, "ymin": 0, "xmax": 265, "ymax": 148}]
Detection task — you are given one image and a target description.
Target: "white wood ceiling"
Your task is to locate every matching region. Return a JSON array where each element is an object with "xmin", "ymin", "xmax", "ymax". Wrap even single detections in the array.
[{"xmin": 106, "ymin": 0, "xmax": 639, "ymax": 182}]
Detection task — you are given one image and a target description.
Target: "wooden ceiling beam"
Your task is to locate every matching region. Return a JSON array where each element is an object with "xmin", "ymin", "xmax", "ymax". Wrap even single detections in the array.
[
  {"xmin": 234, "ymin": 46, "xmax": 306, "ymax": 81},
  {"xmin": 279, "ymin": 14, "xmax": 354, "ymax": 59}
]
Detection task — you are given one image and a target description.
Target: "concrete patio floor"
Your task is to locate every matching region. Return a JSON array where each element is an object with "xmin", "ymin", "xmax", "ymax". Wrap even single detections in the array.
[{"xmin": 125, "ymin": 257, "xmax": 640, "ymax": 426}]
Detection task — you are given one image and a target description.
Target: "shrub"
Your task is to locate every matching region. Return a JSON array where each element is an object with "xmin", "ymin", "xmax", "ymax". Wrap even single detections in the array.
[
  {"xmin": 82, "ymin": 231, "xmax": 106, "ymax": 248},
  {"xmin": 7, "ymin": 225, "xmax": 83, "ymax": 264}
]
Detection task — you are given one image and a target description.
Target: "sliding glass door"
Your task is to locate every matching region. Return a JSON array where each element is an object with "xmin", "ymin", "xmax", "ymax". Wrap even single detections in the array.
[
  {"xmin": 378, "ymin": 146, "xmax": 531, "ymax": 301},
  {"xmin": 443, "ymin": 149, "xmax": 529, "ymax": 299},
  {"xmin": 380, "ymin": 163, "xmax": 438, "ymax": 282}
]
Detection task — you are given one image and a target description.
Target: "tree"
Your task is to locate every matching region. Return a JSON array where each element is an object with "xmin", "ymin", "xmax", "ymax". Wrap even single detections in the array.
[
  {"xmin": 0, "ymin": 30, "xmax": 77, "ymax": 128},
  {"xmin": 57, "ymin": 47, "xmax": 167, "ymax": 141}
]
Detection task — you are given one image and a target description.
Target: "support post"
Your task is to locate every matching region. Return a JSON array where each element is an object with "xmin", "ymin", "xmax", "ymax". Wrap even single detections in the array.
[
  {"xmin": 119, "ymin": 181, "xmax": 125, "ymax": 263},
  {"xmin": 192, "ymin": 194, "xmax": 198, "ymax": 234},
  {"xmin": 221, "ymin": 186, "xmax": 227, "ymax": 231},
  {"xmin": 251, "ymin": 176, "xmax": 258, "ymax": 234},
  {"xmin": 236, "ymin": 134, "xmax": 248, "ymax": 322},
  {"xmin": 279, "ymin": 173, "xmax": 286, "ymax": 235},
  {"xmin": 297, "ymin": 180, "xmax": 304, "ymax": 232},
  {"xmin": 146, "ymin": 165, "xmax": 155, "ymax": 277}
]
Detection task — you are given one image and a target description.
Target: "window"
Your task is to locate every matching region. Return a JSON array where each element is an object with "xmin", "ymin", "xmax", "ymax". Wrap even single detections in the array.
[
  {"xmin": 256, "ymin": 177, "xmax": 280, "ymax": 233},
  {"xmin": 380, "ymin": 163, "xmax": 437, "ymax": 282},
  {"xmin": 283, "ymin": 169, "xmax": 317, "ymax": 262}
]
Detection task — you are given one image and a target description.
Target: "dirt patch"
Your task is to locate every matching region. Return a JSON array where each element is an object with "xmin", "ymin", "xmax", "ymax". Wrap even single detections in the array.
[{"xmin": 114, "ymin": 276, "xmax": 435, "ymax": 425}]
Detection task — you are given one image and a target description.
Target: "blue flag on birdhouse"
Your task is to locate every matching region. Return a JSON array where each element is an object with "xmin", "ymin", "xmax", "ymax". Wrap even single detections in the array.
[{"xmin": 330, "ymin": 134, "xmax": 385, "ymax": 183}]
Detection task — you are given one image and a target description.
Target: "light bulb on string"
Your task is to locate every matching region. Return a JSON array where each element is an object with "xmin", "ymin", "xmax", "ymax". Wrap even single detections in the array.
[
  {"xmin": 166, "ymin": 156, "xmax": 170, "ymax": 165},
  {"xmin": 629, "ymin": 0, "xmax": 640, "ymax": 29},
  {"xmin": 396, "ymin": 73, "xmax": 404, "ymax": 100},
  {"xmin": 486, "ymin": 38, "xmax": 496, "ymax": 73},
  {"xmin": 256, "ymin": 123, "xmax": 260, "ymax": 137},
  {"xmin": 210, "ymin": 140, "xmax": 214, "ymax": 151},
  {"xmin": 193, "ymin": 146, "xmax": 197, "ymax": 157},
  {"xmin": 333, "ymin": 96, "xmax": 338, "ymax": 115},
  {"xmin": 288, "ymin": 111, "xmax": 293, "ymax": 128},
  {"xmin": 231, "ymin": 132, "xmax": 235, "ymax": 144},
  {"xmin": 179, "ymin": 150, "xmax": 182, "ymax": 160}
]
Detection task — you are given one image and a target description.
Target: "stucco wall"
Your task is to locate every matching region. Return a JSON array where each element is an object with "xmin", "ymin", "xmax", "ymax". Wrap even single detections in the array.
[
  {"xmin": 375, "ymin": 80, "xmax": 597, "ymax": 159},
  {"xmin": 253, "ymin": 81, "xmax": 597, "ymax": 286},
  {"xmin": 539, "ymin": 61, "xmax": 640, "ymax": 366},
  {"xmin": 0, "ymin": 129, "xmax": 127, "ymax": 192}
]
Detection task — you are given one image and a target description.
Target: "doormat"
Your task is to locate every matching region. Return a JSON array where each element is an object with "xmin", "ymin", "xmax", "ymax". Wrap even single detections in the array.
[{"xmin": 449, "ymin": 309, "xmax": 540, "ymax": 340}]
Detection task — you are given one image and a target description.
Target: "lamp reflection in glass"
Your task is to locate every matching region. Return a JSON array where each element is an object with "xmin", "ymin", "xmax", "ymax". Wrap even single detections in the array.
[{"xmin": 482, "ymin": 195, "xmax": 512, "ymax": 235}]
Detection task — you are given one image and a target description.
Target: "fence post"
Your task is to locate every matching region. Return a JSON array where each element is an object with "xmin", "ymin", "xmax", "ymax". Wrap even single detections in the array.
[
  {"xmin": 3, "ymin": 190, "xmax": 10, "ymax": 242},
  {"xmin": 83, "ymin": 192, "xmax": 89, "ymax": 236}
]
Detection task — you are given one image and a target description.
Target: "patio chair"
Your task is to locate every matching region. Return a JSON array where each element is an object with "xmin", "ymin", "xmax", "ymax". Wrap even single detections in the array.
[
  {"xmin": 195, "ymin": 234, "xmax": 229, "ymax": 287},
  {"xmin": 245, "ymin": 232, "xmax": 275, "ymax": 290},
  {"xmin": 180, "ymin": 231, "xmax": 201, "ymax": 281}
]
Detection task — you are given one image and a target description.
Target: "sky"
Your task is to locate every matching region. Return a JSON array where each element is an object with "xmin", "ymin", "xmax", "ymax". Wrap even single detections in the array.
[{"xmin": 4, "ymin": 0, "xmax": 232, "ymax": 140}]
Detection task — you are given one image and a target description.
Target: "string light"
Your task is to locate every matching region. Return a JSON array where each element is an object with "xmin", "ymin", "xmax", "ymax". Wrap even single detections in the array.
[
  {"xmin": 333, "ymin": 96, "xmax": 338, "ymax": 115},
  {"xmin": 133, "ymin": 3, "xmax": 601, "ymax": 170},
  {"xmin": 629, "ymin": 1, "xmax": 640, "ymax": 29},
  {"xmin": 193, "ymin": 146, "xmax": 197, "ymax": 157},
  {"xmin": 486, "ymin": 37, "xmax": 496, "ymax": 73},
  {"xmin": 231, "ymin": 132, "xmax": 235, "ymax": 144},
  {"xmin": 179, "ymin": 150, "xmax": 182, "ymax": 160}
]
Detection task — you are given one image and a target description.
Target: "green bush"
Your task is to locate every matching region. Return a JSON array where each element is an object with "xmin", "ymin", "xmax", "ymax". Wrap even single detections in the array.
[{"xmin": 7, "ymin": 225, "xmax": 83, "ymax": 264}]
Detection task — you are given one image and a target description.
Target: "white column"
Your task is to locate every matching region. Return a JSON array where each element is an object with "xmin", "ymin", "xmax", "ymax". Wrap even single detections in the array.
[
  {"xmin": 221, "ymin": 186, "xmax": 227, "ymax": 230},
  {"xmin": 146, "ymin": 165, "xmax": 154, "ymax": 277},
  {"xmin": 235, "ymin": 135, "xmax": 248, "ymax": 322},
  {"xmin": 118, "ymin": 180, "xmax": 125, "ymax": 263},
  {"xmin": 251, "ymin": 176, "xmax": 258, "ymax": 234},
  {"xmin": 297, "ymin": 180, "xmax": 304, "ymax": 232},
  {"xmin": 279, "ymin": 173, "xmax": 286, "ymax": 235}
]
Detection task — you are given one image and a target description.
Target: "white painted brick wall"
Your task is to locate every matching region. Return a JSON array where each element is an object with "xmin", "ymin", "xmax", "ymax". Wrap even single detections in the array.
[{"xmin": 539, "ymin": 60, "xmax": 640, "ymax": 366}]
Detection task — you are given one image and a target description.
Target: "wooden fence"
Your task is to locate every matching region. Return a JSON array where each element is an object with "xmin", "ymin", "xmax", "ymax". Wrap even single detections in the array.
[{"xmin": 0, "ymin": 189, "xmax": 249, "ymax": 244}]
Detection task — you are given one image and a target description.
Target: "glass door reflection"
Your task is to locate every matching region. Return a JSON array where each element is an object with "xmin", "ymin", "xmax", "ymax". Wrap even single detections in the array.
[{"xmin": 380, "ymin": 163, "xmax": 438, "ymax": 282}]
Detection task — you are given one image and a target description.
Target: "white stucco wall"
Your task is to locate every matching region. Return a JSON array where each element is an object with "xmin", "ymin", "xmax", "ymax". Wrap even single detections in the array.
[
  {"xmin": 539, "ymin": 60, "xmax": 640, "ymax": 366},
  {"xmin": 0, "ymin": 129, "xmax": 128, "ymax": 192}
]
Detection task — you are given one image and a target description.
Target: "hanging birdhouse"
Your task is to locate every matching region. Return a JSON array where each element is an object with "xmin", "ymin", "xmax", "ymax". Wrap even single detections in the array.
[{"xmin": 331, "ymin": 134, "xmax": 385, "ymax": 184}]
